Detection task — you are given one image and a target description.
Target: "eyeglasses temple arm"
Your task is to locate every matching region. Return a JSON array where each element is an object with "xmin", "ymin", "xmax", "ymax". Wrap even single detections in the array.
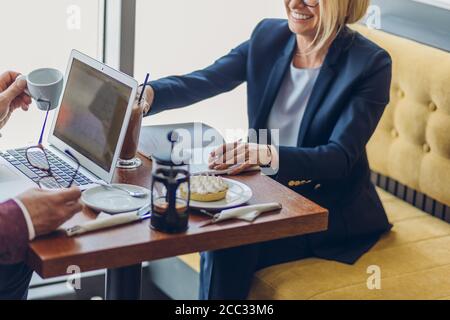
[
  {"xmin": 38, "ymin": 100, "xmax": 52, "ymax": 145},
  {"xmin": 65, "ymin": 150, "xmax": 81, "ymax": 188}
]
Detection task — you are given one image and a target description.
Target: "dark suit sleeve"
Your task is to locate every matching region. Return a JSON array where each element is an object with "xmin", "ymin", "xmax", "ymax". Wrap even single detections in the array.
[
  {"xmin": 0, "ymin": 200, "xmax": 29, "ymax": 264},
  {"xmin": 276, "ymin": 50, "xmax": 392, "ymax": 183}
]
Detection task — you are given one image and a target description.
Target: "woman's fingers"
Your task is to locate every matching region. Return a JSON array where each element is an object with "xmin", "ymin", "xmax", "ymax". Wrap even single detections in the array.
[
  {"xmin": 212, "ymin": 143, "xmax": 246, "ymax": 168},
  {"xmin": 210, "ymin": 142, "xmax": 234, "ymax": 158}
]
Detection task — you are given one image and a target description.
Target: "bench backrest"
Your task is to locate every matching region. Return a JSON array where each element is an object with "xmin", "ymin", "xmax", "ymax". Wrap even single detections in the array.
[{"xmin": 351, "ymin": 25, "xmax": 450, "ymax": 220}]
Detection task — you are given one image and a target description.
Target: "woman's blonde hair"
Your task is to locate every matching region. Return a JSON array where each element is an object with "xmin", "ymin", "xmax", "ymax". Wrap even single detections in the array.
[{"xmin": 307, "ymin": 0, "xmax": 370, "ymax": 53}]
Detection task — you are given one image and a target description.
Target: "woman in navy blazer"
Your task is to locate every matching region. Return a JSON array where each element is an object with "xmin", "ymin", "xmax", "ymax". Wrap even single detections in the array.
[{"xmin": 142, "ymin": 0, "xmax": 392, "ymax": 299}]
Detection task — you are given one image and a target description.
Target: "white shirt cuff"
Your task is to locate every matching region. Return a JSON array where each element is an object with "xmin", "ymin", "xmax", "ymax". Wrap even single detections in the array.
[{"xmin": 12, "ymin": 198, "xmax": 36, "ymax": 241}]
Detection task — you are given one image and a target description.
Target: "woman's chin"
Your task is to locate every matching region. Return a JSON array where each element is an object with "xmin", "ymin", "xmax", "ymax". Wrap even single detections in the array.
[{"xmin": 288, "ymin": 21, "xmax": 315, "ymax": 36}]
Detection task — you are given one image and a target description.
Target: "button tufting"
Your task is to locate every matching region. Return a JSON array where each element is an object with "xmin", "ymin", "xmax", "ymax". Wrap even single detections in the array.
[
  {"xmin": 423, "ymin": 143, "xmax": 431, "ymax": 153},
  {"xmin": 397, "ymin": 90, "xmax": 405, "ymax": 99},
  {"xmin": 428, "ymin": 102, "xmax": 437, "ymax": 112},
  {"xmin": 391, "ymin": 129, "xmax": 399, "ymax": 138}
]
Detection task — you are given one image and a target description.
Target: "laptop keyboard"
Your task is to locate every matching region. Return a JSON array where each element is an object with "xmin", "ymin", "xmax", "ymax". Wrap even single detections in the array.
[{"xmin": 0, "ymin": 148, "xmax": 93, "ymax": 189}]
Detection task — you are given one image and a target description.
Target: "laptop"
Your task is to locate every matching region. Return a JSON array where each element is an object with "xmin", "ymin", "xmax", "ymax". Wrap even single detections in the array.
[{"xmin": 0, "ymin": 50, "xmax": 138, "ymax": 202}]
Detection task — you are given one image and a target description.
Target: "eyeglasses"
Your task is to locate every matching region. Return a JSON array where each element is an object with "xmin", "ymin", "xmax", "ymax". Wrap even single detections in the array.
[
  {"xmin": 26, "ymin": 145, "xmax": 80, "ymax": 189},
  {"xmin": 25, "ymin": 100, "xmax": 80, "ymax": 189},
  {"xmin": 298, "ymin": 0, "xmax": 320, "ymax": 8}
]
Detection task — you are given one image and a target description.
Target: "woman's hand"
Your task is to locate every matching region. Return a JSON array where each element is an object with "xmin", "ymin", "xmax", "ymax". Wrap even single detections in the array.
[
  {"xmin": 0, "ymin": 71, "xmax": 32, "ymax": 129},
  {"xmin": 208, "ymin": 141, "xmax": 275, "ymax": 175},
  {"xmin": 136, "ymin": 85, "xmax": 154, "ymax": 115}
]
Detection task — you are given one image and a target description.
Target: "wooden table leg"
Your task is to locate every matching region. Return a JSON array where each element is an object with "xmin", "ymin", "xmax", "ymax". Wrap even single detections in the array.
[{"xmin": 106, "ymin": 263, "xmax": 142, "ymax": 300}]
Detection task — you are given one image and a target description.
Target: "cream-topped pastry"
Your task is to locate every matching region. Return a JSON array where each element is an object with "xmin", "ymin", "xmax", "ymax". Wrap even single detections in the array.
[{"xmin": 183, "ymin": 175, "xmax": 229, "ymax": 202}]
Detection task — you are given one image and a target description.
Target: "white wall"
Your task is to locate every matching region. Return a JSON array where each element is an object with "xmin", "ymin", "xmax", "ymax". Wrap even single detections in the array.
[
  {"xmin": 135, "ymin": 0, "xmax": 286, "ymax": 139},
  {"xmin": 0, "ymin": 0, "xmax": 101, "ymax": 149}
]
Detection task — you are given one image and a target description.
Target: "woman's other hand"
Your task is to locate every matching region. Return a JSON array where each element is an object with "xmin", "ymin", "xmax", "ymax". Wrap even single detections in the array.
[
  {"xmin": 208, "ymin": 141, "xmax": 276, "ymax": 175},
  {"xmin": 136, "ymin": 85, "xmax": 154, "ymax": 115}
]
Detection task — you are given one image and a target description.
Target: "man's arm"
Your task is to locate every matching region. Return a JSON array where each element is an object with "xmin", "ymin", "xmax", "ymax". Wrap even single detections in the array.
[
  {"xmin": 0, "ymin": 188, "xmax": 82, "ymax": 265},
  {"xmin": 0, "ymin": 200, "xmax": 29, "ymax": 264}
]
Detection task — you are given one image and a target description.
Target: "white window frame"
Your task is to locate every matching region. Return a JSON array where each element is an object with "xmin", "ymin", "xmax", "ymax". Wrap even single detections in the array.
[{"xmin": 103, "ymin": 0, "xmax": 136, "ymax": 76}]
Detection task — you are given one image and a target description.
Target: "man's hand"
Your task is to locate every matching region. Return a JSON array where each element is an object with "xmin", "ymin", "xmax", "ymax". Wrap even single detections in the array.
[
  {"xmin": 18, "ymin": 187, "xmax": 82, "ymax": 237},
  {"xmin": 0, "ymin": 71, "xmax": 32, "ymax": 129},
  {"xmin": 136, "ymin": 85, "xmax": 154, "ymax": 115}
]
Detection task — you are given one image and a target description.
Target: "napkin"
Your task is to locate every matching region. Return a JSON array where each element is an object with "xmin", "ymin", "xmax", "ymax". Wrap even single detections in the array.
[
  {"xmin": 204, "ymin": 203, "xmax": 282, "ymax": 226},
  {"xmin": 65, "ymin": 206, "xmax": 150, "ymax": 237}
]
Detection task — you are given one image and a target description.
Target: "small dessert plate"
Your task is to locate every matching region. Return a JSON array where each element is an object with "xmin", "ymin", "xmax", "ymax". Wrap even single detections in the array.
[
  {"xmin": 188, "ymin": 178, "xmax": 253, "ymax": 210},
  {"xmin": 82, "ymin": 184, "xmax": 150, "ymax": 214}
]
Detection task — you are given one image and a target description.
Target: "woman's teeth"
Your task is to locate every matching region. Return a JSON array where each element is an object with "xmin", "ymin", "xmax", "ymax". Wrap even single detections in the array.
[{"xmin": 291, "ymin": 11, "xmax": 313, "ymax": 21}]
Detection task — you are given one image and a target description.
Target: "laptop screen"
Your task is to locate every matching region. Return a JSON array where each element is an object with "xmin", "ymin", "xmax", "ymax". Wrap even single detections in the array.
[{"xmin": 53, "ymin": 58, "xmax": 132, "ymax": 172}]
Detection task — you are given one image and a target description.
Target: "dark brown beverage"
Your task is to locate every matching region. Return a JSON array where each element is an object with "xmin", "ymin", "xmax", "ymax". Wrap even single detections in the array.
[
  {"xmin": 120, "ymin": 102, "xmax": 144, "ymax": 160},
  {"xmin": 153, "ymin": 198, "xmax": 188, "ymax": 215}
]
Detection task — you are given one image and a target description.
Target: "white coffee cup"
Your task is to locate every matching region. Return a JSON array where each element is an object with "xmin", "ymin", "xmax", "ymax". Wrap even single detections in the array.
[{"xmin": 18, "ymin": 68, "xmax": 64, "ymax": 111}]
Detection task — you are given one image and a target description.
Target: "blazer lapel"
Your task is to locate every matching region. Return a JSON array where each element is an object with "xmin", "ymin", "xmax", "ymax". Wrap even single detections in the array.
[
  {"xmin": 251, "ymin": 35, "xmax": 296, "ymax": 130},
  {"xmin": 296, "ymin": 27, "xmax": 351, "ymax": 147}
]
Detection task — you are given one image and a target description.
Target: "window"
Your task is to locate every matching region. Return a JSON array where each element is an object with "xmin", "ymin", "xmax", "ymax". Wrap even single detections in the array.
[
  {"xmin": 135, "ymin": 0, "xmax": 285, "ymax": 138},
  {"xmin": 413, "ymin": 0, "xmax": 450, "ymax": 10},
  {"xmin": 0, "ymin": 0, "xmax": 104, "ymax": 149}
]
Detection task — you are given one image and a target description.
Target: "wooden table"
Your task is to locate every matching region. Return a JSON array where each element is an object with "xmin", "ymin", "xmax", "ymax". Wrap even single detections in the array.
[{"xmin": 26, "ymin": 155, "xmax": 328, "ymax": 299}]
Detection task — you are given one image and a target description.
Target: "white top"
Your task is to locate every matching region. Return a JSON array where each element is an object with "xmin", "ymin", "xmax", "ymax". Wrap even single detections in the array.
[{"xmin": 267, "ymin": 62, "xmax": 321, "ymax": 147}]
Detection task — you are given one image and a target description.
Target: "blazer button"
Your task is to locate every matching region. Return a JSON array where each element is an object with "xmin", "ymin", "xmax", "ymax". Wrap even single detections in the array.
[
  {"xmin": 423, "ymin": 143, "xmax": 431, "ymax": 153},
  {"xmin": 314, "ymin": 184, "xmax": 322, "ymax": 190},
  {"xmin": 288, "ymin": 181, "xmax": 296, "ymax": 187},
  {"xmin": 428, "ymin": 102, "xmax": 437, "ymax": 112}
]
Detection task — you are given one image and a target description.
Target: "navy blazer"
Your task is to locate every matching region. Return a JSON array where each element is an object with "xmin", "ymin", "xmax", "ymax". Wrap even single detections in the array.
[{"xmin": 147, "ymin": 19, "xmax": 393, "ymax": 264}]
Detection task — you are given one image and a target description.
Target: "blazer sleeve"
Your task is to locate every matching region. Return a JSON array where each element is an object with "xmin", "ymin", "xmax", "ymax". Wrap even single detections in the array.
[
  {"xmin": 146, "ymin": 40, "xmax": 249, "ymax": 116},
  {"xmin": 276, "ymin": 50, "xmax": 392, "ymax": 183},
  {"xmin": 0, "ymin": 200, "xmax": 29, "ymax": 264}
]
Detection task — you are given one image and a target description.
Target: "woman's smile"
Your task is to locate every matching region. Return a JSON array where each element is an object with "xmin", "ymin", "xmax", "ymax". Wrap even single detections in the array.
[
  {"xmin": 290, "ymin": 10, "xmax": 314, "ymax": 22},
  {"xmin": 285, "ymin": 1, "xmax": 320, "ymax": 37}
]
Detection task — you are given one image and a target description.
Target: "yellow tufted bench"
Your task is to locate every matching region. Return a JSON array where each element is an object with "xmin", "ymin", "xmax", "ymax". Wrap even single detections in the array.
[{"xmin": 173, "ymin": 26, "xmax": 450, "ymax": 300}]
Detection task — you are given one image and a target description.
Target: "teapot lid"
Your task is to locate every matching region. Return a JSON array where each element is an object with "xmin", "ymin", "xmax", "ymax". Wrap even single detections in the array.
[{"xmin": 152, "ymin": 130, "xmax": 190, "ymax": 166}]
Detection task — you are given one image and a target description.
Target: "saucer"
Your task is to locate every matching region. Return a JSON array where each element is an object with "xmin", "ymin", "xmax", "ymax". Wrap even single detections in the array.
[{"xmin": 82, "ymin": 184, "xmax": 150, "ymax": 214}]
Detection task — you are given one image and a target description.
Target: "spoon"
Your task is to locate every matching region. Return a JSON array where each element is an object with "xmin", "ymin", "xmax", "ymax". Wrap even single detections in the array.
[{"xmin": 94, "ymin": 181, "xmax": 149, "ymax": 198}]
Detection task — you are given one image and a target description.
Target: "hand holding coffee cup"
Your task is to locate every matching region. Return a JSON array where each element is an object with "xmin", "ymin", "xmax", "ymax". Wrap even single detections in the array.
[
  {"xmin": 0, "ymin": 71, "xmax": 32, "ymax": 129},
  {"xmin": 17, "ymin": 68, "xmax": 64, "ymax": 111}
]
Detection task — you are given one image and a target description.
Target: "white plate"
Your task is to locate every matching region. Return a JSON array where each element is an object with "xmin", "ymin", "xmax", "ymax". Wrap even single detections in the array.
[
  {"xmin": 82, "ymin": 184, "xmax": 150, "ymax": 214},
  {"xmin": 188, "ymin": 178, "xmax": 253, "ymax": 210}
]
